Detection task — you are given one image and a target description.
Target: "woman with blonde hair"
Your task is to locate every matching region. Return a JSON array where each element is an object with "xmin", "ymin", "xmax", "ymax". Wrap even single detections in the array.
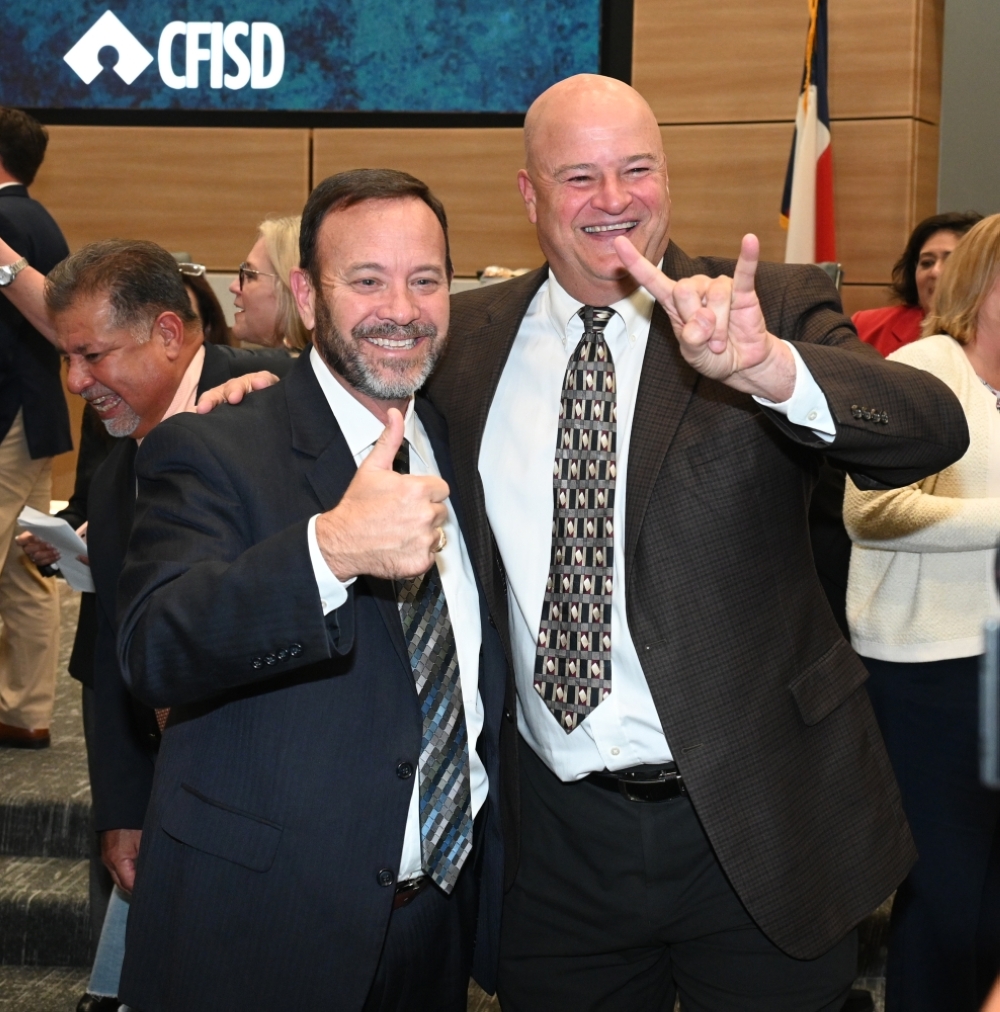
[
  {"xmin": 844, "ymin": 213, "xmax": 1000, "ymax": 1012},
  {"xmin": 229, "ymin": 215, "xmax": 310, "ymax": 351}
]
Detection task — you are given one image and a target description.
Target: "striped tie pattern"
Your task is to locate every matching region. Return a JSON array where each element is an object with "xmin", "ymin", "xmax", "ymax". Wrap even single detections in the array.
[
  {"xmin": 394, "ymin": 440, "xmax": 473, "ymax": 892},
  {"xmin": 534, "ymin": 306, "xmax": 617, "ymax": 733}
]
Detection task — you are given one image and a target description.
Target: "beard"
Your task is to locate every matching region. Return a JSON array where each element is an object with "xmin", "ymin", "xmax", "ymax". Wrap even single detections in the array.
[
  {"xmin": 82, "ymin": 383, "xmax": 142, "ymax": 438},
  {"xmin": 311, "ymin": 296, "xmax": 446, "ymax": 401}
]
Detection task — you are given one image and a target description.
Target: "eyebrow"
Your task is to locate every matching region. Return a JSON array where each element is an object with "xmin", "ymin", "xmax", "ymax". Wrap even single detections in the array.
[
  {"xmin": 346, "ymin": 262, "xmax": 445, "ymax": 275},
  {"xmin": 553, "ymin": 153, "xmax": 660, "ymax": 176}
]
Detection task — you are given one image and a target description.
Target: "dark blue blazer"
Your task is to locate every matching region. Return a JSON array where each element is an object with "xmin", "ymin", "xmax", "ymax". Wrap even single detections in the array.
[
  {"xmin": 115, "ymin": 349, "xmax": 508, "ymax": 1008},
  {"xmin": 87, "ymin": 344, "xmax": 293, "ymax": 833},
  {"xmin": 0, "ymin": 183, "xmax": 70, "ymax": 458}
]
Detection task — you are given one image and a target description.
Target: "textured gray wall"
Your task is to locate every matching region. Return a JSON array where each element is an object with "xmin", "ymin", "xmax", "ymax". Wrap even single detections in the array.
[{"xmin": 938, "ymin": 0, "xmax": 1000, "ymax": 214}]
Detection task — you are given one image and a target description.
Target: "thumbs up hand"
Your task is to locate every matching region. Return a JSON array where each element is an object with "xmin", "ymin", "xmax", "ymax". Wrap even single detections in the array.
[{"xmin": 315, "ymin": 409, "xmax": 451, "ymax": 581}]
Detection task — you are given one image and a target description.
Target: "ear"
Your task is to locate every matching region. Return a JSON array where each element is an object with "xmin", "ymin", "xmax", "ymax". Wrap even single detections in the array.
[
  {"xmin": 154, "ymin": 311, "xmax": 188, "ymax": 360},
  {"xmin": 517, "ymin": 169, "xmax": 538, "ymax": 225},
  {"xmin": 289, "ymin": 267, "xmax": 317, "ymax": 331}
]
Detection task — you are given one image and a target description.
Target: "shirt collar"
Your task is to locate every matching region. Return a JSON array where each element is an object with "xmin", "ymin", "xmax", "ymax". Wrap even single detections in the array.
[
  {"xmin": 0, "ymin": 181, "xmax": 23, "ymax": 193},
  {"xmin": 543, "ymin": 262, "xmax": 660, "ymax": 347},
  {"xmin": 308, "ymin": 346, "xmax": 421, "ymax": 463}
]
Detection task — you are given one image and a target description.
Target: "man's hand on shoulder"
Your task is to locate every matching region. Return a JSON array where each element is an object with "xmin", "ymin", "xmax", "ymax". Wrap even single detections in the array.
[
  {"xmin": 196, "ymin": 370, "xmax": 281, "ymax": 414},
  {"xmin": 316, "ymin": 409, "xmax": 449, "ymax": 582},
  {"xmin": 615, "ymin": 233, "xmax": 796, "ymax": 402}
]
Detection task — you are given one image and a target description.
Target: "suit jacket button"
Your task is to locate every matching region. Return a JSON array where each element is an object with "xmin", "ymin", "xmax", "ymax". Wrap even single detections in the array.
[
  {"xmin": 850, "ymin": 404, "xmax": 862, "ymax": 418},
  {"xmin": 264, "ymin": 653, "xmax": 277, "ymax": 665},
  {"xmin": 277, "ymin": 648, "xmax": 289, "ymax": 662},
  {"xmin": 252, "ymin": 657, "xmax": 263, "ymax": 669},
  {"xmin": 289, "ymin": 643, "xmax": 302, "ymax": 657},
  {"xmin": 862, "ymin": 408, "xmax": 872, "ymax": 421},
  {"xmin": 504, "ymin": 708, "xmax": 514, "ymax": 723},
  {"xmin": 396, "ymin": 761, "xmax": 414, "ymax": 779},
  {"xmin": 377, "ymin": 868, "xmax": 395, "ymax": 887},
  {"xmin": 488, "ymin": 614, "xmax": 497, "ymax": 628},
  {"xmin": 880, "ymin": 412, "xmax": 889, "ymax": 423}
]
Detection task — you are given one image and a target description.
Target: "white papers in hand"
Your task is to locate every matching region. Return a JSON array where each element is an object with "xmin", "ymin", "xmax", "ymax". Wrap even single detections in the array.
[{"xmin": 16, "ymin": 505, "xmax": 95, "ymax": 593}]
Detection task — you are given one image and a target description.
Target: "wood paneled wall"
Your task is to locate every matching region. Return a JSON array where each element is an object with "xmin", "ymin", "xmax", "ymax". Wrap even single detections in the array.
[
  {"xmin": 633, "ymin": 0, "xmax": 944, "ymax": 315},
  {"xmin": 29, "ymin": 0, "xmax": 943, "ymax": 496}
]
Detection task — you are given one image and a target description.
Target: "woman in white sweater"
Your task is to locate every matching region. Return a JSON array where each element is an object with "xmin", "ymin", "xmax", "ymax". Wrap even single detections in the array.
[{"xmin": 844, "ymin": 214, "xmax": 1000, "ymax": 1012}]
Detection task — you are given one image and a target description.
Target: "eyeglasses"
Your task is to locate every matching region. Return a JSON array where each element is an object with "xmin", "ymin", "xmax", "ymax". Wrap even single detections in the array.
[
  {"xmin": 177, "ymin": 262, "xmax": 207, "ymax": 277},
  {"xmin": 239, "ymin": 262, "xmax": 279, "ymax": 289}
]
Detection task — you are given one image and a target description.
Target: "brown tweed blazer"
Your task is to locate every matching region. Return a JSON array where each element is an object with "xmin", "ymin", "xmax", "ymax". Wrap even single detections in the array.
[{"xmin": 426, "ymin": 242, "xmax": 969, "ymax": 960}]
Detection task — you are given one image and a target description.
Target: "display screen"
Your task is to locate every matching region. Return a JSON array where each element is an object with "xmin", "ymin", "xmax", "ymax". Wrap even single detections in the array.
[{"xmin": 0, "ymin": 1, "xmax": 602, "ymax": 115}]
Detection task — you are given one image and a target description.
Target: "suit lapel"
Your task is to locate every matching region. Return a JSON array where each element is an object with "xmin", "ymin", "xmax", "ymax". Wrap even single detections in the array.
[
  {"xmin": 286, "ymin": 350, "xmax": 410, "ymax": 669},
  {"xmin": 623, "ymin": 243, "xmax": 701, "ymax": 575}
]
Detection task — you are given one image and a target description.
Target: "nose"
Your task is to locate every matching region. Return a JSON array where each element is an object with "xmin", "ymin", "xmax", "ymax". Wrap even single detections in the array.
[
  {"xmin": 378, "ymin": 281, "xmax": 420, "ymax": 325},
  {"xmin": 66, "ymin": 358, "xmax": 92, "ymax": 396},
  {"xmin": 228, "ymin": 276, "xmax": 240, "ymax": 297},
  {"xmin": 593, "ymin": 172, "xmax": 630, "ymax": 216}
]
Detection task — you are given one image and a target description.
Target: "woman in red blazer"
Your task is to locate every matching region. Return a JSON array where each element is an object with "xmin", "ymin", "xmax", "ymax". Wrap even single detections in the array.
[{"xmin": 854, "ymin": 211, "xmax": 982, "ymax": 356}]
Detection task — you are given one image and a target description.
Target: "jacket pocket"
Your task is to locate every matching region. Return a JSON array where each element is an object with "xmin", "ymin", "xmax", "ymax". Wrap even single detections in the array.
[
  {"xmin": 161, "ymin": 783, "xmax": 282, "ymax": 872},
  {"xmin": 788, "ymin": 639, "xmax": 869, "ymax": 726}
]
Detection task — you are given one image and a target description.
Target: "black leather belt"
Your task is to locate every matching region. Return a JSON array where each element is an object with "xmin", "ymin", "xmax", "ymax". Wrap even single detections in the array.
[
  {"xmin": 393, "ymin": 875, "xmax": 428, "ymax": 909},
  {"xmin": 586, "ymin": 762, "xmax": 686, "ymax": 803}
]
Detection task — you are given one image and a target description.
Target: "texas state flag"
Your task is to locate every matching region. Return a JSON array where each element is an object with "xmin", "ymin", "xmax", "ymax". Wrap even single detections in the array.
[{"xmin": 780, "ymin": 0, "xmax": 836, "ymax": 264}]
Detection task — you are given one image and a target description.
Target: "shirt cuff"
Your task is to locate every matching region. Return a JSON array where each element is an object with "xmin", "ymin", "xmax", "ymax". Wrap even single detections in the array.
[
  {"xmin": 307, "ymin": 514, "xmax": 354, "ymax": 615},
  {"xmin": 753, "ymin": 341, "xmax": 836, "ymax": 444}
]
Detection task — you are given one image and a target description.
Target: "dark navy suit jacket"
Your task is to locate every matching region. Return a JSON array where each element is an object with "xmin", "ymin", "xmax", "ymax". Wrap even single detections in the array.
[
  {"xmin": 87, "ymin": 343, "xmax": 292, "ymax": 832},
  {"xmin": 115, "ymin": 349, "xmax": 508, "ymax": 1008},
  {"xmin": 0, "ymin": 183, "xmax": 70, "ymax": 458}
]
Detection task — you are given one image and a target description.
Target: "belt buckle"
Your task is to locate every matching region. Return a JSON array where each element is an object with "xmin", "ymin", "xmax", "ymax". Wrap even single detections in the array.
[{"xmin": 617, "ymin": 770, "xmax": 683, "ymax": 803}]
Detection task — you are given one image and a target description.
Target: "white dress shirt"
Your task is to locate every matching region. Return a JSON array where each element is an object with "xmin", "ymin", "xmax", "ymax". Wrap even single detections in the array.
[
  {"xmin": 479, "ymin": 269, "xmax": 836, "ymax": 781},
  {"xmin": 305, "ymin": 349, "xmax": 487, "ymax": 879}
]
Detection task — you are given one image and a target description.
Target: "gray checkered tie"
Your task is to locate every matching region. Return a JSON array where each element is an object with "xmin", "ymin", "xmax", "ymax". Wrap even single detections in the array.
[
  {"xmin": 534, "ymin": 306, "xmax": 617, "ymax": 732},
  {"xmin": 394, "ymin": 440, "xmax": 473, "ymax": 892}
]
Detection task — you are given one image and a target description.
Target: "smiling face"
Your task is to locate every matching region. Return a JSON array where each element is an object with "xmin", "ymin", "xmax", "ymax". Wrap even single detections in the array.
[
  {"xmin": 229, "ymin": 235, "xmax": 281, "ymax": 346},
  {"xmin": 56, "ymin": 292, "xmax": 189, "ymax": 439},
  {"xmin": 290, "ymin": 197, "xmax": 450, "ymax": 418},
  {"xmin": 915, "ymin": 229, "xmax": 961, "ymax": 313},
  {"xmin": 518, "ymin": 75, "xmax": 670, "ymax": 306}
]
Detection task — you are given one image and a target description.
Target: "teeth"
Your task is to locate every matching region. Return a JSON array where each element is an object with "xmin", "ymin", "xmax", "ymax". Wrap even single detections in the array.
[
  {"xmin": 367, "ymin": 337, "xmax": 418, "ymax": 349},
  {"xmin": 583, "ymin": 222, "xmax": 638, "ymax": 233}
]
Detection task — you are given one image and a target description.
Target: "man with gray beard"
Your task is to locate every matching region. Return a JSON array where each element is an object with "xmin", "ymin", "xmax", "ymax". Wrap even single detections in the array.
[{"xmin": 112, "ymin": 170, "xmax": 508, "ymax": 1010}]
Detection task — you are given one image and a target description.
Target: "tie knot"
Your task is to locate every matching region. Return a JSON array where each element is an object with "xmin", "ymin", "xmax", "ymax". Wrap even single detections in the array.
[{"xmin": 579, "ymin": 305, "xmax": 614, "ymax": 336}]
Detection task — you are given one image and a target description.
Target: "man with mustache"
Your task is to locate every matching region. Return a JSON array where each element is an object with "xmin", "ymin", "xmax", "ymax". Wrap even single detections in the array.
[
  {"xmin": 3, "ymin": 237, "xmax": 291, "ymax": 1011},
  {"xmin": 114, "ymin": 170, "xmax": 508, "ymax": 1010}
]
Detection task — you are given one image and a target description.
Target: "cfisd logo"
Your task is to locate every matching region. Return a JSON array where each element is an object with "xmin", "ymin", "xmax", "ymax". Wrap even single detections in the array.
[{"xmin": 63, "ymin": 10, "xmax": 284, "ymax": 90}]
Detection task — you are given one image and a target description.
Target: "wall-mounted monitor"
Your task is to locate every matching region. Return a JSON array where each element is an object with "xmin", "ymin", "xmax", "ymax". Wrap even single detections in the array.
[{"xmin": 1, "ymin": 1, "xmax": 633, "ymax": 125}]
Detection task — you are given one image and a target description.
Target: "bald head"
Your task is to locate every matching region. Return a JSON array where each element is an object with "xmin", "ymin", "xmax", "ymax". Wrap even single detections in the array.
[
  {"xmin": 524, "ymin": 75, "xmax": 662, "ymax": 173},
  {"xmin": 518, "ymin": 74, "xmax": 670, "ymax": 305}
]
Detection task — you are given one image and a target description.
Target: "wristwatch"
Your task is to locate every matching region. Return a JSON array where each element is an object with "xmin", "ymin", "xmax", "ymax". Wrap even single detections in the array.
[{"xmin": 0, "ymin": 257, "xmax": 28, "ymax": 287}]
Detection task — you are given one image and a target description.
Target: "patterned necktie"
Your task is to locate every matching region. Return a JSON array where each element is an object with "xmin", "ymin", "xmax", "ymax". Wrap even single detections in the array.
[
  {"xmin": 535, "ymin": 306, "xmax": 617, "ymax": 733},
  {"xmin": 393, "ymin": 440, "xmax": 473, "ymax": 892}
]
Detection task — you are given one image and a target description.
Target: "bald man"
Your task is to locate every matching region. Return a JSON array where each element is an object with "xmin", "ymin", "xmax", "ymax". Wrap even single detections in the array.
[{"xmin": 425, "ymin": 75, "xmax": 968, "ymax": 1011}]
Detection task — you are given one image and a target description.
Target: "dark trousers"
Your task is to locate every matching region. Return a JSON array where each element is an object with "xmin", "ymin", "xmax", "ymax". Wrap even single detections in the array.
[
  {"xmin": 362, "ymin": 841, "xmax": 480, "ymax": 1012},
  {"xmin": 863, "ymin": 655, "xmax": 1000, "ymax": 1012},
  {"xmin": 497, "ymin": 736, "xmax": 857, "ymax": 1012}
]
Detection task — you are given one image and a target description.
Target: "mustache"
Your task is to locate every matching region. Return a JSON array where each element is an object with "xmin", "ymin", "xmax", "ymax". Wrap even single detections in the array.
[
  {"xmin": 80, "ymin": 383, "xmax": 117, "ymax": 402},
  {"xmin": 352, "ymin": 321, "xmax": 438, "ymax": 341}
]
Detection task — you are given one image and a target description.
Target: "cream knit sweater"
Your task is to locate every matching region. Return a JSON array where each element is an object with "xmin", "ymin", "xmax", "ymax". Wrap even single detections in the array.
[{"xmin": 844, "ymin": 333, "xmax": 1000, "ymax": 662}]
